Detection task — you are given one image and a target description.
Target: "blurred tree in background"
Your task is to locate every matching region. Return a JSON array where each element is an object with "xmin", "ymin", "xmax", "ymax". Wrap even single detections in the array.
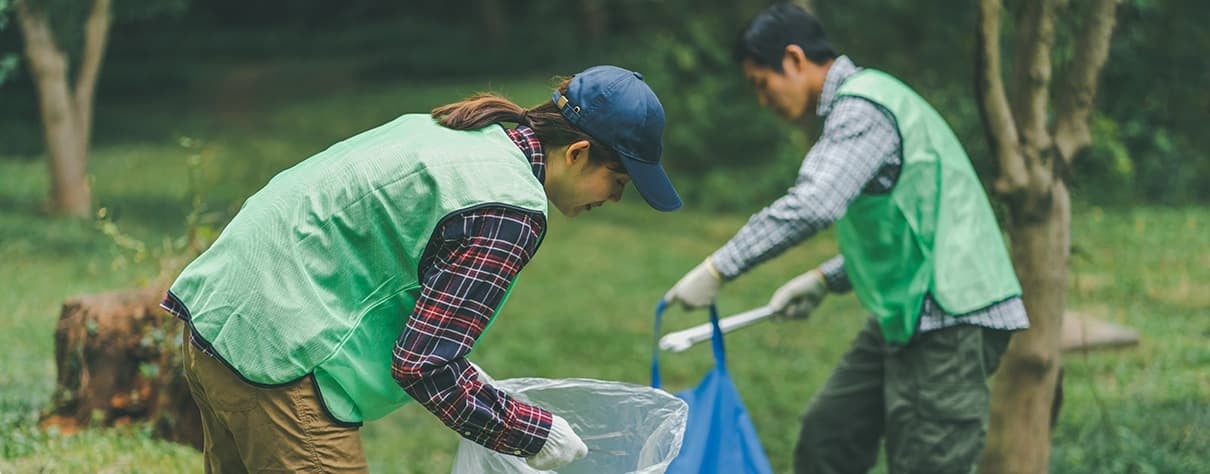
[
  {"xmin": 8, "ymin": 0, "xmax": 187, "ymax": 217},
  {"xmin": 972, "ymin": 0, "xmax": 1120, "ymax": 471}
]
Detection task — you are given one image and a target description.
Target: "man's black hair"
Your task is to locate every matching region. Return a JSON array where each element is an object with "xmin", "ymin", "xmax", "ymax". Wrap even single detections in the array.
[{"xmin": 732, "ymin": 3, "xmax": 837, "ymax": 71}]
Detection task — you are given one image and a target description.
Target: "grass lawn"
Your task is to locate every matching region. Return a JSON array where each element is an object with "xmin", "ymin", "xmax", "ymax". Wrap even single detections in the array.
[{"xmin": 1, "ymin": 72, "xmax": 1206, "ymax": 473}]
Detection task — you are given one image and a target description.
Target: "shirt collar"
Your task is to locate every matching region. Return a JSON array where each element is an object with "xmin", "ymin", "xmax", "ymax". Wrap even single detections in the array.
[
  {"xmin": 506, "ymin": 124, "xmax": 546, "ymax": 184},
  {"xmin": 816, "ymin": 55, "xmax": 861, "ymax": 118}
]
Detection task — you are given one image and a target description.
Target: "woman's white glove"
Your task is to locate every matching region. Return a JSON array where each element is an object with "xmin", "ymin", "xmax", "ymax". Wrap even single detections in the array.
[
  {"xmin": 663, "ymin": 257, "xmax": 724, "ymax": 309},
  {"xmin": 769, "ymin": 269, "xmax": 828, "ymax": 320},
  {"xmin": 525, "ymin": 414, "xmax": 587, "ymax": 470}
]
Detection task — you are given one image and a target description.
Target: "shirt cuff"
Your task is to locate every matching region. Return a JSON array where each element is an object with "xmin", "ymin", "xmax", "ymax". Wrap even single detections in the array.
[
  {"xmin": 709, "ymin": 248, "xmax": 744, "ymax": 281},
  {"xmin": 818, "ymin": 255, "xmax": 852, "ymax": 293},
  {"xmin": 487, "ymin": 399, "xmax": 552, "ymax": 457}
]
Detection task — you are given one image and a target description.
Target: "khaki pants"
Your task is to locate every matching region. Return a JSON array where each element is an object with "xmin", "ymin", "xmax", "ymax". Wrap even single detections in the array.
[
  {"xmin": 182, "ymin": 327, "xmax": 368, "ymax": 473},
  {"xmin": 794, "ymin": 319, "xmax": 1012, "ymax": 474}
]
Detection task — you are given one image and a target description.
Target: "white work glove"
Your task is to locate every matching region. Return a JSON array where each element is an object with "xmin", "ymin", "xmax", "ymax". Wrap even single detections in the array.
[
  {"xmin": 769, "ymin": 269, "xmax": 828, "ymax": 320},
  {"xmin": 663, "ymin": 257, "xmax": 724, "ymax": 309},
  {"xmin": 526, "ymin": 414, "xmax": 588, "ymax": 470}
]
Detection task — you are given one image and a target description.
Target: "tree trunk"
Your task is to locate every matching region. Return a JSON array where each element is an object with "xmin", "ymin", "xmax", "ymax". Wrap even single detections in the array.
[
  {"xmin": 580, "ymin": 0, "xmax": 608, "ymax": 46},
  {"xmin": 14, "ymin": 0, "xmax": 111, "ymax": 218},
  {"xmin": 75, "ymin": 0, "xmax": 112, "ymax": 154},
  {"xmin": 981, "ymin": 182, "xmax": 1070, "ymax": 473},
  {"xmin": 975, "ymin": 0, "xmax": 1117, "ymax": 470},
  {"xmin": 41, "ymin": 285, "xmax": 203, "ymax": 450},
  {"xmin": 977, "ymin": 0, "xmax": 1118, "ymax": 469},
  {"xmin": 476, "ymin": 0, "xmax": 507, "ymax": 49}
]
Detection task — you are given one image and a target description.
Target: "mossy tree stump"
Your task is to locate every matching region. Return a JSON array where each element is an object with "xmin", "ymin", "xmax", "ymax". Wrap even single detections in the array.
[{"xmin": 40, "ymin": 285, "xmax": 202, "ymax": 450}]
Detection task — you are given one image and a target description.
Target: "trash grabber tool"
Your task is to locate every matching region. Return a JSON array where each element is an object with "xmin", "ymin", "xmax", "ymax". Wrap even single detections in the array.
[{"xmin": 658, "ymin": 305, "xmax": 776, "ymax": 353}]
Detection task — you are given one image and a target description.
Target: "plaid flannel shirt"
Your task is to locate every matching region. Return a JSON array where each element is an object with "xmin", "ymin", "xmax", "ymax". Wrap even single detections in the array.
[{"xmin": 388, "ymin": 125, "xmax": 551, "ymax": 456}]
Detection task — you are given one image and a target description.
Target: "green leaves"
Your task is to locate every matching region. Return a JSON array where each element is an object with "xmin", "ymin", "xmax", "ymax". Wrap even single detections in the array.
[
  {"xmin": 0, "ymin": 0, "xmax": 15, "ymax": 87},
  {"xmin": 0, "ymin": 54, "xmax": 17, "ymax": 86}
]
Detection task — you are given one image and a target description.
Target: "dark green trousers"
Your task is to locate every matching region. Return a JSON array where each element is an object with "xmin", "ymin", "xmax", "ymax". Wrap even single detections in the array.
[{"xmin": 794, "ymin": 318, "xmax": 1012, "ymax": 474}]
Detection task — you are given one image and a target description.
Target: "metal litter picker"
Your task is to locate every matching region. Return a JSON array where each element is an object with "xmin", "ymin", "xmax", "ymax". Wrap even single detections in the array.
[{"xmin": 659, "ymin": 305, "xmax": 776, "ymax": 353}]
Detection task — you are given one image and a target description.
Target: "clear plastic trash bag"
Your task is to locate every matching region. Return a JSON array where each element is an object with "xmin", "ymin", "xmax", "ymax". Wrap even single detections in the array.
[{"xmin": 450, "ymin": 377, "xmax": 688, "ymax": 474}]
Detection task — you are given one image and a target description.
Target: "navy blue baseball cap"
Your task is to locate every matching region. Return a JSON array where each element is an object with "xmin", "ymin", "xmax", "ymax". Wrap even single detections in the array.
[{"xmin": 552, "ymin": 65, "xmax": 682, "ymax": 211}]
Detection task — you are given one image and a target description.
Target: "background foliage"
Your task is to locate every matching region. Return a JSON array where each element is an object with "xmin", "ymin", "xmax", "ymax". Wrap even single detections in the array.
[{"xmin": 1, "ymin": 0, "xmax": 1206, "ymax": 209}]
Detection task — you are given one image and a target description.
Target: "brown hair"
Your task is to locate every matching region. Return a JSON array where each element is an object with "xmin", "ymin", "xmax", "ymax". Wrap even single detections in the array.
[{"xmin": 431, "ymin": 78, "xmax": 625, "ymax": 172}]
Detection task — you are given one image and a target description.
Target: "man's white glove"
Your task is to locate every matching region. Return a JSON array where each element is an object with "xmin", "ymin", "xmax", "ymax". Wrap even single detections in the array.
[
  {"xmin": 663, "ymin": 257, "xmax": 724, "ymax": 309},
  {"xmin": 526, "ymin": 414, "xmax": 588, "ymax": 470},
  {"xmin": 769, "ymin": 269, "xmax": 828, "ymax": 320}
]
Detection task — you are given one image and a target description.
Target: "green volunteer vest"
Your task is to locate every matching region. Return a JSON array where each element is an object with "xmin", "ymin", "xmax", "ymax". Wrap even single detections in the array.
[
  {"xmin": 833, "ymin": 70, "xmax": 1021, "ymax": 345},
  {"xmin": 169, "ymin": 114, "xmax": 548, "ymax": 423}
]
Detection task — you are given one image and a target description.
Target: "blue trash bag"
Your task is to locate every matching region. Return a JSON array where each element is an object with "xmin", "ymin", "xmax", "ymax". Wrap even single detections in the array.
[{"xmin": 651, "ymin": 301, "xmax": 774, "ymax": 474}]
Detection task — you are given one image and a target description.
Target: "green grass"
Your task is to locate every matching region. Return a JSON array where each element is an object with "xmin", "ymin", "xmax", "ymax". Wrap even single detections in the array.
[
  {"xmin": 1, "ymin": 72, "xmax": 1207, "ymax": 473},
  {"xmin": 1052, "ymin": 206, "xmax": 1210, "ymax": 473}
]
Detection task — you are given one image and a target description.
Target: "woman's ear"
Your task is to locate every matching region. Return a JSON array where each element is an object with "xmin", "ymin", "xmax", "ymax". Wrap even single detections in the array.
[{"xmin": 565, "ymin": 140, "xmax": 592, "ymax": 166}]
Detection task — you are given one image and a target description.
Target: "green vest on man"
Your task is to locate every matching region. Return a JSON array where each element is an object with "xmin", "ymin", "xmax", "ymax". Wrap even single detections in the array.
[
  {"xmin": 834, "ymin": 70, "xmax": 1021, "ymax": 344},
  {"xmin": 168, "ymin": 114, "xmax": 548, "ymax": 423}
]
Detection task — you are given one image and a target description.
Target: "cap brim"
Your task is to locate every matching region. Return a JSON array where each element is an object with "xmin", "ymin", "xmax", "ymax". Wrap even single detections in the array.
[{"xmin": 619, "ymin": 155, "xmax": 682, "ymax": 211}]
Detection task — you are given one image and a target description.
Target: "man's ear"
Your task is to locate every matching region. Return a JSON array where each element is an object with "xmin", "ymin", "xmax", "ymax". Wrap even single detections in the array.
[{"xmin": 783, "ymin": 44, "xmax": 808, "ymax": 72}]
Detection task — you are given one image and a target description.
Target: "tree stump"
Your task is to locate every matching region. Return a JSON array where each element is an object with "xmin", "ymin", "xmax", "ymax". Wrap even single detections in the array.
[{"xmin": 40, "ymin": 285, "xmax": 203, "ymax": 450}]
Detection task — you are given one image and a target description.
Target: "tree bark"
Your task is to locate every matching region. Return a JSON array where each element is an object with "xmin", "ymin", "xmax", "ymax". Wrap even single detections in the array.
[
  {"xmin": 14, "ymin": 0, "xmax": 111, "ymax": 218},
  {"xmin": 75, "ymin": 0, "xmax": 112, "ymax": 154},
  {"xmin": 1053, "ymin": 0, "xmax": 1118, "ymax": 162},
  {"xmin": 976, "ymin": 0, "xmax": 1119, "ymax": 471},
  {"xmin": 1010, "ymin": 0, "xmax": 1059, "ymax": 224},
  {"xmin": 581, "ymin": 0, "xmax": 608, "ymax": 46},
  {"xmin": 41, "ymin": 285, "xmax": 203, "ymax": 450},
  {"xmin": 975, "ymin": 0, "xmax": 1027, "ymax": 200},
  {"xmin": 981, "ymin": 181, "xmax": 1070, "ymax": 473}
]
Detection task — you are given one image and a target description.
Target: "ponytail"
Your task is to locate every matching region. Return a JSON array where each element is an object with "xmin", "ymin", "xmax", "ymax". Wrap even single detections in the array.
[
  {"xmin": 432, "ymin": 93, "xmax": 527, "ymax": 130},
  {"xmin": 431, "ymin": 79, "xmax": 625, "ymax": 171}
]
